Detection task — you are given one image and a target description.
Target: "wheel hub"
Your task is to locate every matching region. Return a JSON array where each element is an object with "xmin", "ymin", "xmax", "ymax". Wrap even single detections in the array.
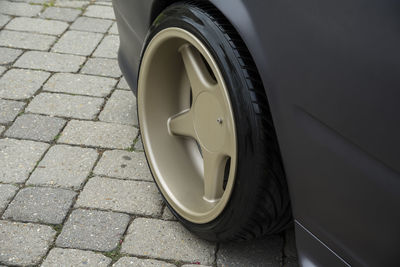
[{"xmin": 194, "ymin": 92, "xmax": 225, "ymax": 152}]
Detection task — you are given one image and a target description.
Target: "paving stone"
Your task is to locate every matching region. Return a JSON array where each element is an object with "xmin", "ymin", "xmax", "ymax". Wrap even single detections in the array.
[
  {"xmin": 0, "ymin": 47, "xmax": 22, "ymax": 65},
  {"xmin": 0, "ymin": 184, "xmax": 18, "ymax": 213},
  {"xmin": 59, "ymin": 120, "xmax": 138, "ymax": 149},
  {"xmin": 94, "ymin": 150, "xmax": 152, "ymax": 181},
  {"xmin": 76, "ymin": 177, "xmax": 163, "ymax": 216},
  {"xmin": 0, "ymin": 68, "xmax": 50, "ymax": 100},
  {"xmin": 26, "ymin": 93, "xmax": 104, "ymax": 119},
  {"xmin": 0, "ymin": 139, "xmax": 49, "ymax": 183},
  {"xmin": 0, "ymin": 30, "xmax": 56, "ymax": 51},
  {"xmin": 0, "ymin": 67, "xmax": 5, "ymax": 76},
  {"xmin": 43, "ymin": 248, "xmax": 111, "ymax": 267},
  {"xmin": 56, "ymin": 209, "xmax": 130, "ymax": 252},
  {"xmin": 44, "ymin": 73, "xmax": 117, "ymax": 97},
  {"xmin": 99, "ymin": 90, "xmax": 137, "ymax": 125},
  {"xmin": 0, "ymin": 14, "xmax": 11, "ymax": 27},
  {"xmin": 122, "ymin": 218, "xmax": 215, "ymax": 265},
  {"xmin": 14, "ymin": 51, "xmax": 86, "ymax": 72},
  {"xmin": 95, "ymin": 1, "xmax": 112, "ymax": 6},
  {"xmin": 41, "ymin": 7, "xmax": 81, "ymax": 22},
  {"xmin": 12, "ymin": 0, "xmax": 48, "ymax": 3},
  {"xmin": 217, "ymin": 236, "xmax": 283, "ymax": 267},
  {"xmin": 54, "ymin": 0, "xmax": 90, "ymax": 8},
  {"xmin": 84, "ymin": 5, "xmax": 115, "ymax": 19},
  {"xmin": 93, "ymin": 35, "xmax": 119, "ymax": 58},
  {"xmin": 5, "ymin": 114, "xmax": 66, "ymax": 142},
  {"xmin": 27, "ymin": 145, "xmax": 98, "ymax": 189},
  {"xmin": 70, "ymin": 17, "xmax": 113, "ymax": 33},
  {"xmin": 52, "ymin": 31, "xmax": 103, "ymax": 56},
  {"xmin": 117, "ymin": 76, "xmax": 130, "ymax": 90},
  {"xmin": 0, "ymin": 99, "xmax": 25, "ymax": 124},
  {"xmin": 108, "ymin": 22, "xmax": 118, "ymax": 34},
  {"xmin": 134, "ymin": 135, "xmax": 144, "ymax": 151},
  {"xmin": 81, "ymin": 57, "xmax": 121, "ymax": 77},
  {"xmin": 6, "ymin": 17, "xmax": 69, "ymax": 35},
  {"xmin": 113, "ymin": 257, "xmax": 176, "ymax": 267},
  {"xmin": 0, "ymin": 1, "xmax": 42, "ymax": 17},
  {"xmin": 0, "ymin": 125, "xmax": 5, "ymax": 135},
  {"xmin": 3, "ymin": 187, "xmax": 76, "ymax": 224},
  {"xmin": 162, "ymin": 206, "xmax": 177, "ymax": 221},
  {"xmin": 0, "ymin": 220, "xmax": 55, "ymax": 266}
]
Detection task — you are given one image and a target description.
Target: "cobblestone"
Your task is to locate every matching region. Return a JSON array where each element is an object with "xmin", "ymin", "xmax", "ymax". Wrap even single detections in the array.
[
  {"xmin": 3, "ymin": 187, "xmax": 76, "ymax": 224},
  {"xmin": 0, "ymin": 99, "xmax": 25, "ymax": 124},
  {"xmin": 5, "ymin": 114, "xmax": 66, "ymax": 142},
  {"xmin": 42, "ymin": 248, "xmax": 111, "ymax": 267},
  {"xmin": 56, "ymin": 209, "xmax": 130, "ymax": 251},
  {"xmin": 0, "ymin": 30, "xmax": 56, "ymax": 51},
  {"xmin": 14, "ymin": 51, "xmax": 86, "ymax": 72},
  {"xmin": 27, "ymin": 145, "xmax": 98, "ymax": 189},
  {"xmin": 54, "ymin": 0, "xmax": 90, "ymax": 8},
  {"xmin": 109, "ymin": 22, "xmax": 118, "ymax": 34},
  {"xmin": 113, "ymin": 257, "xmax": 176, "ymax": 267},
  {"xmin": 162, "ymin": 207, "xmax": 177, "ymax": 221},
  {"xmin": 117, "ymin": 76, "xmax": 130, "ymax": 90},
  {"xmin": 0, "ymin": 14, "xmax": 11, "ymax": 27},
  {"xmin": 71, "ymin": 17, "xmax": 113, "ymax": 33},
  {"xmin": 0, "ymin": 138, "xmax": 49, "ymax": 183},
  {"xmin": 84, "ymin": 5, "xmax": 115, "ymax": 20},
  {"xmin": 59, "ymin": 120, "xmax": 138, "ymax": 149},
  {"xmin": 0, "ymin": 68, "xmax": 50, "ymax": 100},
  {"xmin": 6, "ymin": 17, "xmax": 69, "ymax": 35},
  {"xmin": 94, "ymin": 150, "xmax": 153, "ymax": 181},
  {"xmin": 122, "ymin": 218, "xmax": 216, "ymax": 265},
  {"xmin": 26, "ymin": 92, "xmax": 104, "ymax": 119},
  {"xmin": 99, "ymin": 90, "xmax": 137, "ymax": 125},
  {"xmin": 81, "ymin": 57, "xmax": 121, "ymax": 77},
  {"xmin": 0, "ymin": 220, "xmax": 55, "ymax": 266},
  {"xmin": 52, "ymin": 30, "xmax": 103, "ymax": 56},
  {"xmin": 93, "ymin": 35, "xmax": 119, "ymax": 58},
  {"xmin": 0, "ymin": 47, "xmax": 22, "ymax": 65},
  {"xmin": 0, "ymin": 184, "xmax": 18, "ymax": 214},
  {"xmin": 44, "ymin": 73, "xmax": 117, "ymax": 97},
  {"xmin": 41, "ymin": 7, "xmax": 81, "ymax": 22},
  {"xmin": 76, "ymin": 177, "xmax": 163, "ymax": 216},
  {"xmin": 0, "ymin": 1, "xmax": 42, "ymax": 17}
]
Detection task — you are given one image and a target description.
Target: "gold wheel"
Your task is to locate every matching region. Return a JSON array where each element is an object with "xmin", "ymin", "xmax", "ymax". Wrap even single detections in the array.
[{"xmin": 138, "ymin": 27, "xmax": 237, "ymax": 224}]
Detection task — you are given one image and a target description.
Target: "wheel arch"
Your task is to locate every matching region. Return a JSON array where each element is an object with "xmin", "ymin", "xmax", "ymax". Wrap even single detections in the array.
[{"xmin": 148, "ymin": 0, "xmax": 272, "ymax": 97}]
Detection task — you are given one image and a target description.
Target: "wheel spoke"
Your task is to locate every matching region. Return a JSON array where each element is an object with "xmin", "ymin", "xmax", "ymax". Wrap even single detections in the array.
[
  {"xmin": 179, "ymin": 44, "xmax": 216, "ymax": 98},
  {"xmin": 203, "ymin": 150, "xmax": 228, "ymax": 202},
  {"xmin": 168, "ymin": 109, "xmax": 196, "ymax": 138}
]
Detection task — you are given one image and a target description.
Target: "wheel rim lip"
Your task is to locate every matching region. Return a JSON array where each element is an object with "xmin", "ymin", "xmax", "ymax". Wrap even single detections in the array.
[{"xmin": 138, "ymin": 27, "xmax": 238, "ymax": 223}]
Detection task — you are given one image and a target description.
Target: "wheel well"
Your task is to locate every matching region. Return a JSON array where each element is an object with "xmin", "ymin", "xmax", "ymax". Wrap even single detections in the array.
[{"xmin": 150, "ymin": 0, "xmax": 179, "ymax": 24}]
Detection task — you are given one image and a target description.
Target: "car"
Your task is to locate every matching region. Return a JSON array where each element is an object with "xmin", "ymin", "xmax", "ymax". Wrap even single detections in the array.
[{"xmin": 112, "ymin": 0, "xmax": 400, "ymax": 266}]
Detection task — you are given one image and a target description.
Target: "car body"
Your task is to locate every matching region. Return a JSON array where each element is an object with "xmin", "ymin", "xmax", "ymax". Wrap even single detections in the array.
[{"xmin": 112, "ymin": 0, "xmax": 400, "ymax": 266}]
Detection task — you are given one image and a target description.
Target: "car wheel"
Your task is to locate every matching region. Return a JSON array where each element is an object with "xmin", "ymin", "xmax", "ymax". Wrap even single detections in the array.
[{"xmin": 137, "ymin": 2, "xmax": 291, "ymax": 241}]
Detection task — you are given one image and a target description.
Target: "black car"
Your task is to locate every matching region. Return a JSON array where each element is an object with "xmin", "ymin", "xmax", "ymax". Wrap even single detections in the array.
[{"xmin": 112, "ymin": 0, "xmax": 400, "ymax": 266}]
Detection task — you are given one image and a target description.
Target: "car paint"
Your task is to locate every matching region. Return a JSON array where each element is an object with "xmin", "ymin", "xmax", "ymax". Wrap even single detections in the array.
[{"xmin": 112, "ymin": 0, "xmax": 400, "ymax": 266}]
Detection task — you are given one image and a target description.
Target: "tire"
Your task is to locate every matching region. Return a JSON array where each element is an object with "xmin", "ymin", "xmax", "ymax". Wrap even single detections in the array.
[{"xmin": 137, "ymin": 1, "xmax": 292, "ymax": 242}]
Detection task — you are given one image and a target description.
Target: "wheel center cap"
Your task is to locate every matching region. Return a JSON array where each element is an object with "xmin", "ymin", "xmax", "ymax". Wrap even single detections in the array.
[{"xmin": 194, "ymin": 92, "xmax": 225, "ymax": 152}]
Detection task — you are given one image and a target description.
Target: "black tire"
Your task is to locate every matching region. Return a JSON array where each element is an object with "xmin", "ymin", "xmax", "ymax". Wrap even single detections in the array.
[{"xmin": 143, "ymin": 2, "xmax": 292, "ymax": 241}]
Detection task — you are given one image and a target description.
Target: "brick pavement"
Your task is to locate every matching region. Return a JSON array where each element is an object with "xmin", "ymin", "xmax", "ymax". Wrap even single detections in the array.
[{"xmin": 0, "ymin": 0, "xmax": 298, "ymax": 266}]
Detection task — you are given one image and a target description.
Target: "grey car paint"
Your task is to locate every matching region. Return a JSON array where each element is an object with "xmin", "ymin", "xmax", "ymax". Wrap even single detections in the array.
[{"xmin": 112, "ymin": 0, "xmax": 400, "ymax": 266}]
